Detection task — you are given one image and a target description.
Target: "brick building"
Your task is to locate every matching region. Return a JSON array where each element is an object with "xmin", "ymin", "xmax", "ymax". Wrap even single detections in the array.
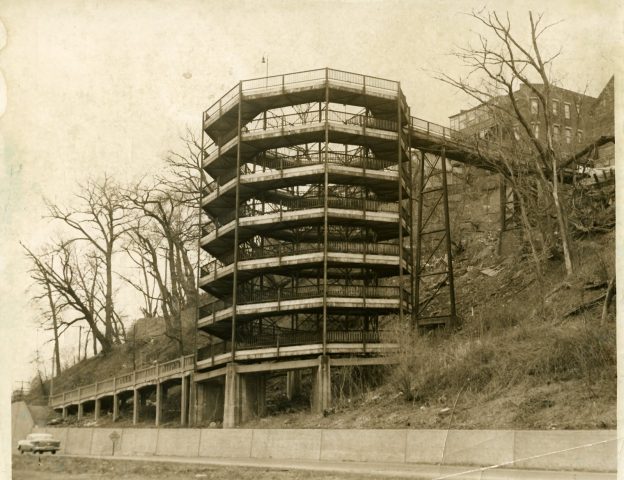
[
  {"xmin": 584, "ymin": 76, "xmax": 614, "ymax": 168},
  {"xmin": 449, "ymin": 83, "xmax": 599, "ymax": 156},
  {"xmin": 446, "ymin": 77, "xmax": 614, "ymax": 231}
]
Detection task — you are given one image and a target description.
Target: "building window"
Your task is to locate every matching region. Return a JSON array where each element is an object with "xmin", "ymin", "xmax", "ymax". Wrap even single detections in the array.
[
  {"xmin": 564, "ymin": 127, "xmax": 572, "ymax": 144},
  {"xmin": 532, "ymin": 122, "xmax": 539, "ymax": 139},
  {"xmin": 450, "ymin": 117, "xmax": 458, "ymax": 130},
  {"xmin": 530, "ymin": 98, "xmax": 539, "ymax": 115},
  {"xmin": 553, "ymin": 124, "xmax": 560, "ymax": 141},
  {"xmin": 552, "ymin": 100, "xmax": 559, "ymax": 116},
  {"xmin": 564, "ymin": 103, "xmax": 571, "ymax": 120},
  {"xmin": 577, "ymin": 130, "xmax": 583, "ymax": 143}
]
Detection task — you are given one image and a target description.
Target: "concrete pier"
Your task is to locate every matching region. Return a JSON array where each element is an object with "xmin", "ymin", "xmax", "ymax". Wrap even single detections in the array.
[
  {"xmin": 222, "ymin": 363, "xmax": 267, "ymax": 428},
  {"xmin": 286, "ymin": 370, "xmax": 301, "ymax": 400},
  {"xmin": 311, "ymin": 356, "xmax": 331, "ymax": 414}
]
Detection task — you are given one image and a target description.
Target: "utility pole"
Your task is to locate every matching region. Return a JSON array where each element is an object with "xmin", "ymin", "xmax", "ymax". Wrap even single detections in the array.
[
  {"xmin": 77, "ymin": 325, "xmax": 83, "ymax": 362},
  {"xmin": 262, "ymin": 55, "xmax": 269, "ymax": 86},
  {"xmin": 50, "ymin": 355, "xmax": 54, "ymax": 396}
]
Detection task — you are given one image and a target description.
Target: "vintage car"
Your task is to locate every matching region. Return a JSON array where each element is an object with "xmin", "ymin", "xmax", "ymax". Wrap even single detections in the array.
[{"xmin": 17, "ymin": 433, "xmax": 61, "ymax": 454}]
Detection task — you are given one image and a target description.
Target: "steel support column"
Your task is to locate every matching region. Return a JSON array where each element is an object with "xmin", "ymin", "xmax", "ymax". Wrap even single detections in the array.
[
  {"xmin": 231, "ymin": 82, "xmax": 243, "ymax": 362},
  {"xmin": 414, "ymin": 147, "xmax": 456, "ymax": 328},
  {"xmin": 322, "ymin": 68, "xmax": 329, "ymax": 355}
]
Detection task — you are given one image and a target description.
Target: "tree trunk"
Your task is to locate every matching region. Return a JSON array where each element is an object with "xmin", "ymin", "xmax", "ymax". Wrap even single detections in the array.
[
  {"xmin": 93, "ymin": 327, "xmax": 98, "ymax": 356},
  {"xmin": 551, "ymin": 156, "xmax": 574, "ymax": 275},
  {"xmin": 83, "ymin": 329, "xmax": 90, "ymax": 360},
  {"xmin": 45, "ymin": 282, "xmax": 62, "ymax": 376},
  {"xmin": 105, "ymin": 244, "xmax": 114, "ymax": 343}
]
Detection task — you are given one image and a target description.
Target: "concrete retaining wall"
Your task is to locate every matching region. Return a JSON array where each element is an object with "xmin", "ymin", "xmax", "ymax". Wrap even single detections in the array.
[
  {"xmin": 251, "ymin": 429, "xmax": 321, "ymax": 461},
  {"xmin": 32, "ymin": 427, "xmax": 616, "ymax": 472},
  {"xmin": 156, "ymin": 429, "xmax": 201, "ymax": 457}
]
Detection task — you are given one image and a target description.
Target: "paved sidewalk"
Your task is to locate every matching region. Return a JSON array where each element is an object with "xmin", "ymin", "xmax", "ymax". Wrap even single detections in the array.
[{"xmin": 64, "ymin": 453, "xmax": 616, "ymax": 480}]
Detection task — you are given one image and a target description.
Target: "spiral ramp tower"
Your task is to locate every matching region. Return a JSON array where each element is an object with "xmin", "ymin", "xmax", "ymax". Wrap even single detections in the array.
[{"xmin": 195, "ymin": 68, "xmax": 413, "ymax": 427}]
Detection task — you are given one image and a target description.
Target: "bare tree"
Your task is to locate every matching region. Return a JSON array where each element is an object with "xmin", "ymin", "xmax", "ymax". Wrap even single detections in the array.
[
  {"xmin": 23, "ymin": 241, "xmax": 114, "ymax": 354},
  {"xmin": 46, "ymin": 175, "xmax": 131, "ymax": 345},
  {"xmin": 438, "ymin": 10, "xmax": 575, "ymax": 275},
  {"xmin": 164, "ymin": 129, "xmax": 212, "ymax": 206},
  {"xmin": 123, "ymin": 182, "xmax": 198, "ymax": 355},
  {"xmin": 43, "ymin": 276, "xmax": 63, "ymax": 375}
]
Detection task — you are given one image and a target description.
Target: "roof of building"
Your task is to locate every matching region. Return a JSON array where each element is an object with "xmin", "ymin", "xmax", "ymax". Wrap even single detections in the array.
[{"xmin": 449, "ymin": 81, "xmax": 601, "ymax": 120}]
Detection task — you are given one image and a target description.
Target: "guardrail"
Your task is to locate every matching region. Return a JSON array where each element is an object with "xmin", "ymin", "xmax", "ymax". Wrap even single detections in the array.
[
  {"xmin": 48, "ymin": 354, "xmax": 195, "ymax": 408},
  {"xmin": 201, "ymin": 111, "xmax": 510, "ymax": 174},
  {"xmin": 196, "ymin": 329, "xmax": 393, "ymax": 363},
  {"xmin": 202, "ymin": 67, "xmax": 402, "ymax": 128},
  {"xmin": 198, "ymin": 285, "xmax": 411, "ymax": 321},
  {"xmin": 202, "ymin": 107, "xmax": 403, "ymax": 162},
  {"xmin": 199, "ymin": 68, "xmax": 551, "ymax": 181},
  {"xmin": 200, "ymin": 241, "xmax": 408, "ymax": 279},
  {"xmin": 201, "ymin": 195, "xmax": 401, "ymax": 237},
  {"xmin": 203, "ymin": 151, "xmax": 399, "ymax": 200}
]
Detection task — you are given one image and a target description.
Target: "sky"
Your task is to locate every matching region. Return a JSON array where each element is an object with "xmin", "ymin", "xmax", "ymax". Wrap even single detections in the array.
[{"xmin": 0, "ymin": 0, "xmax": 620, "ymax": 430}]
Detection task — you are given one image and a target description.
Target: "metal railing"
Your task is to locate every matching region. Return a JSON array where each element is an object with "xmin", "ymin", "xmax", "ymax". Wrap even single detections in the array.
[
  {"xmin": 203, "ymin": 107, "xmax": 402, "ymax": 162},
  {"xmin": 200, "ymin": 68, "xmax": 524, "ymax": 175},
  {"xmin": 48, "ymin": 354, "xmax": 195, "ymax": 408},
  {"xmin": 196, "ymin": 328, "xmax": 391, "ymax": 362},
  {"xmin": 203, "ymin": 152, "xmax": 398, "ymax": 195},
  {"xmin": 238, "ymin": 328, "xmax": 386, "ymax": 349},
  {"xmin": 200, "ymin": 241, "xmax": 405, "ymax": 279},
  {"xmin": 409, "ymin": 114, "xmax": 523, "ymax": 164},
  {"xmin": 202, "ymin": 111, "xmax": 508, "ymax": 172},
  {"xmin": 202, "ymin": 68, "xmax": 402, "ymax": 128},
  {"xmin": 198, "ymin": 285, "xmax": 410, "ymax": 320},
  {"xmin": 201, "ymin": 195, "xmax": 400, "ymax": 237}
]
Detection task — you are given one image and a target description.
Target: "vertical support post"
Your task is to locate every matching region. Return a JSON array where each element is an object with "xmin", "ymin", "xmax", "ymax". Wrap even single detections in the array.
[
  {"xmin": 181, "ymin": 375, "xmax": 189, "ymax": 426},
  {"xmin": 189, "ymin": 376, "xmax": 198, "ymax": 426},
  {"xmin": 440, "ymin": 147, "xmax": 457, "ymax": 326},
  {"xmin": 77, "ymin": 402, "xmax": 83, "ymax": 421},
  {"xmin": 112, "ymin": 393, "xmax": 119, "ymax": 422},
  {"xmin": 223, "ymin": 363, "xmax": 240, "ymax": 428},
  {"xmin": 286, "ymin": 370, "xmax": 301, "ymax": 400},
  {"xmin": 407, "ymin": 108, "xmax": 415, "ymax": 326},
  {"xmin": 155, "ymin": 382, "xmax": 163, "ymax": 426},
  {"xmin": 61, "ymin": 406, "xmax": 67, "ymax": 419},
  {"xmin": 397, "ymin": 83, "xmax": 405, "ymax": 325},
  {"xmin": 322, "ymin": 67, "xmax": 329, "ymax": 355},
  {"xmin": 94, "ymin": 397, "xmax": 101, "ymax": 421},
  {"xmin": 311, "ymin": 355, "xmax": 331, "ymax": 414},
  {"xmin": 132, "ymin": 389, "xmax": 139, "ymax": 425},
  {"xmin": 195, "ymin": 111, "xmax": 205, "ymax": 376},
  {"xmin": 231, "ymin": 81, "xmax": 243, "ymax": 362},
  {"xmin": 414, "ymin": 150, "xmax": 426, "ymax": 327}
]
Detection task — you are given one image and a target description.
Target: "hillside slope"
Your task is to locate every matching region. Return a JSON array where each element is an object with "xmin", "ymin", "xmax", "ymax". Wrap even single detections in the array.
[
  {"xmin": 38, "ymin": 231, "xmax": 615, "ymax": 431},
  {"xmin": 244, "ymin": 231, "xmax": 616, "ymax": 430}
]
